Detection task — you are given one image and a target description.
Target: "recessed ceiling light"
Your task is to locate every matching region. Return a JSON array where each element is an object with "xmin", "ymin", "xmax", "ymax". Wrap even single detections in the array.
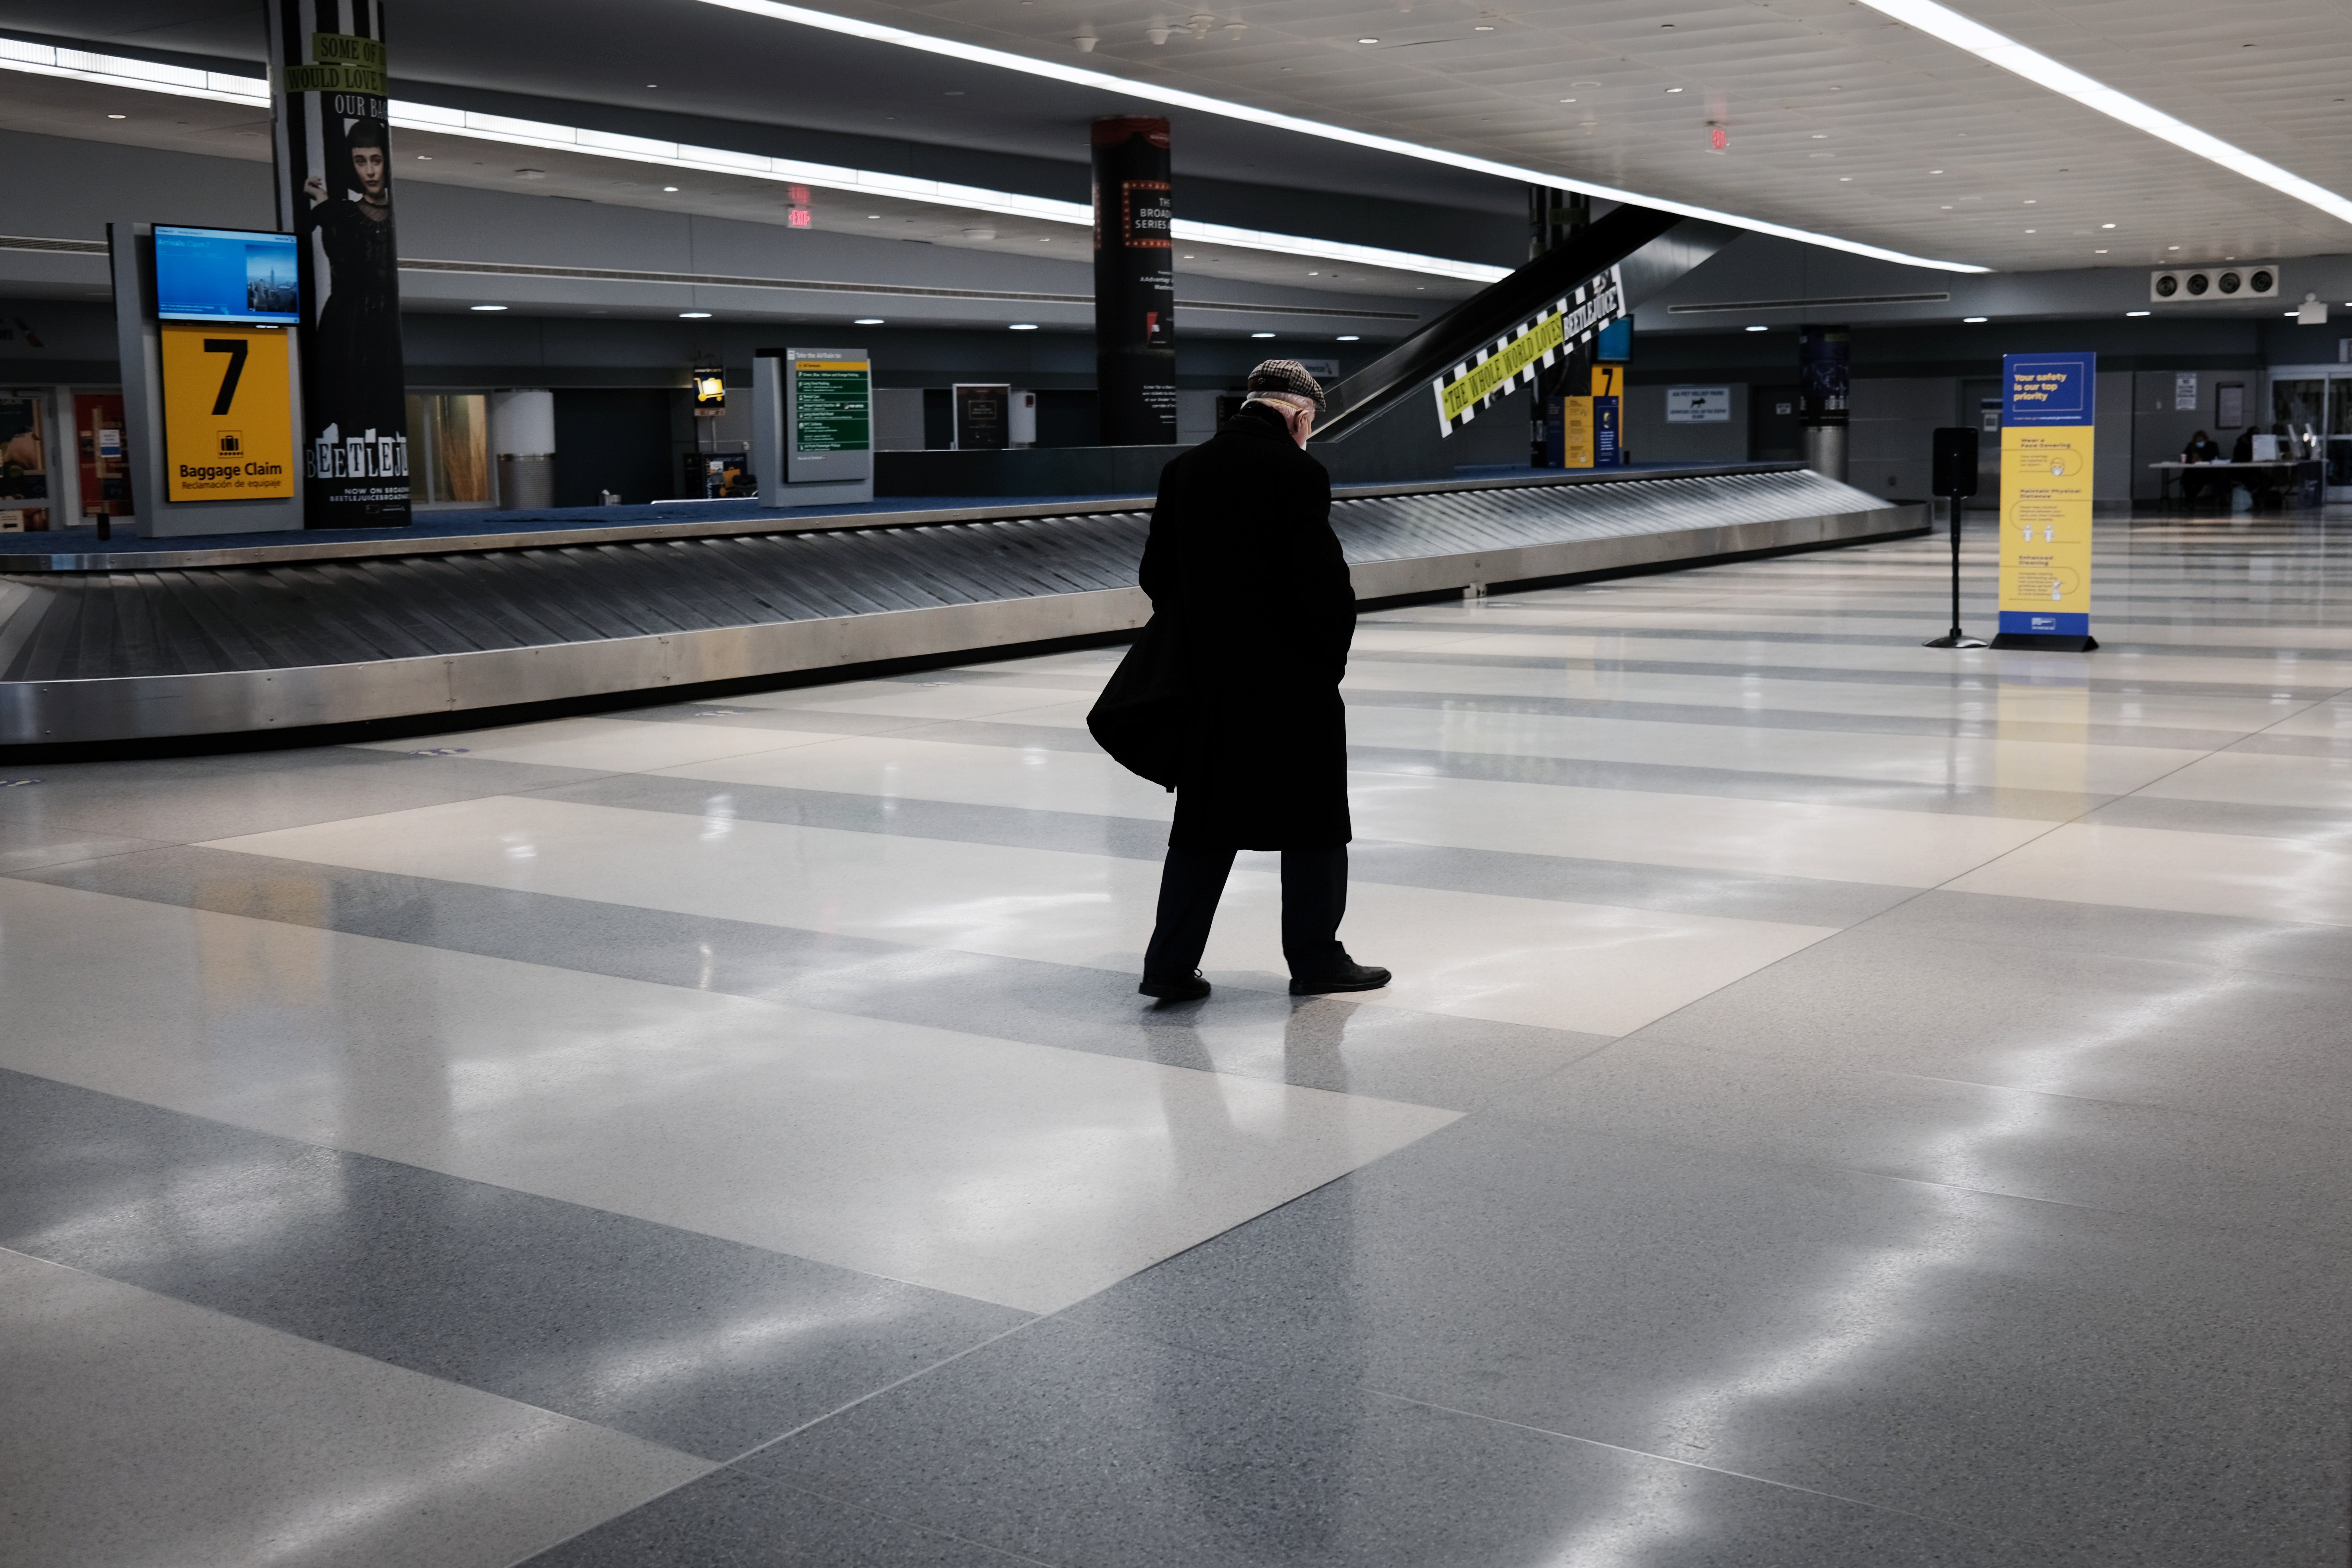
[
  {"xmin": 680, "ymin": 311, "xmax": 713, "ymax": 318},
  {"xmin": 1963, "ymin": 315, "xmax": 1988, "ymax": 323},
  {"xmin": 1839, "ymin": 177, "xmax": 1852, "ymax": 181},
  {"xmin": 2094, "ymin": 248, "xmax": 2108, "ymax": 253},
  {"xmin": 1929, "ymin": 168, "xmax": 1942, "ymax": 173},
  {"xmin": 1812, "ymin": 134, "xmax": 1828, "ymax": 139},
  {"xmin": 2126, "ymin": 309, "xmax": 2150, "ymax": 316},
  {"xmin": 470, "ymin": 304, "xmax": 507, "ymax": 311},
  {"xmin": 2023, "ymin": 228, "xmax": 2035, "ymax": 233},
  {"xmin": 1473, "ymin": 23, "xmax": 1494, "ymax": 30},
  {"xmin": 2168, "ymin": 245, "xmax": 2180, "ymax": 250},
  {"xmin": 1336, "ymin": 334, "xmax": 1359, "ymax": 341},
  {"xmin": 1251, "ymin": 331, "xmax": 1276, "ymax": 338},
  {"xmin": 2100, "ymin": 222, "xmax": 2116, "ymax": 229},
  {"xmin": 854, "ymin": 317, "xmax": 884, "ymax": 324},
  {"xmin": 1745, "ymin": 324, "xmax": 1768, "ymax": 332},
  {"xmin": 1182, "ymin": 253, "xmax": 1194, "ymax": 258},
  {"xmin": 663, "ymin": 185, "xmax": 680, "ymax": 192},
  {"xmin": 868, "ymin": 213, "xmax": 881, "ymax": 218},
  {"xmin": 107, "ymin": 112, "xmax": 127, "ymax": 119},
  {"xmin": 1666, "ymin": 86, "xmax": 1684, "ymax": 93},
  {"xmin": 1559, "ymin": 97, "xmax": 1576, "ymax": 103},
  {"xmin": 1009, "ymin": 323, "xmax": 1038, "ymax": 330},
  {"xmin": 416, "ymin": 154, "xmax": 432, "ymax": 160},
  {"xmin": 1357, "ymin": 37, "xmax": 1379, "ymax": 44}
]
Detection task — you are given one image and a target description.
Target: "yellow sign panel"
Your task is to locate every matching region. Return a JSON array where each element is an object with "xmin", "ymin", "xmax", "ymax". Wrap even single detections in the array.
[
  {"xmin": 1439, "ymin": 310, "xmax": 1566, "ymax": 424},
  {"xmin": 1590, "ymin": 364, "xmax": 1623, "ymax": 397},
  {"xmin": 160, "ymin": 323, "xmax": 297, "ymax": 502},
  {"xmin": 1997, "ymin": 424, "xmax": 2093, "ymax": 630},
  {"xmin": 792, "ymin": 360, "xmax": 870, "ymax": 371}
]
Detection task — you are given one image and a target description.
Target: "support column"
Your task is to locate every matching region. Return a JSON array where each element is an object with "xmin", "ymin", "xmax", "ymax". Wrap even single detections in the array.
[
  {"xmin": 1092, "ymin": 117, "xmax": 1176, "ymax": 446},
  {"xmin": 268, "ymin": 0, "xmax": 412, "ymax": 527},
  {"xmin": 489, "ymin": 389, "xmax": 554, "ymax": 509},
  {"xmin": 1799, "ymin": 324, "xmax": 1849, "ymax": 482}
]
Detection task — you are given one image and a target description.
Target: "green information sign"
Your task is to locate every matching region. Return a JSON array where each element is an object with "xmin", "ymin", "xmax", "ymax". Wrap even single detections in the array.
[{"xmin": 794, "ymin": 362, "xmax": 871, "ymax": 455}]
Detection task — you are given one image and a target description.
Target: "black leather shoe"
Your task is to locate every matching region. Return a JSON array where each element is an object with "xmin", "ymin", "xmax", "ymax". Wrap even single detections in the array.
[
  {"xmin": 1289, "ymin": 962, "xmax": 1391, "ymax": 996},
  {"xmin": 1139, "ymin": 970, "xmax": 1211, "ymax": 1002}
]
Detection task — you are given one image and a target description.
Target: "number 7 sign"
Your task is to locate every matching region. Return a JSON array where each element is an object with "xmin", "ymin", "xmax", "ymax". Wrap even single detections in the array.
[{"xmin": 159, "ymin": 322, "xmax": 296, "ymax": 501}]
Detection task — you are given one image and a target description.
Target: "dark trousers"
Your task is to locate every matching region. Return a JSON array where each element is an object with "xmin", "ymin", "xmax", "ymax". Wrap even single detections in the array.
[{"xmin": 1143, "ymin": 845, "xmax": 1347, "ymax": 980}]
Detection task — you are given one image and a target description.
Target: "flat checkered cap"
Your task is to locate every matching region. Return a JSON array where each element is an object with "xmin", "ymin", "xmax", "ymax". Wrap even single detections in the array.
[{"xmin": 1244, "ymin": 359, "xmax": 1327, "ymax": 416}]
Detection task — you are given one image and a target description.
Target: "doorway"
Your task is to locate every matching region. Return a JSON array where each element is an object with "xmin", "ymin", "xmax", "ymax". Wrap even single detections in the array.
[
  {"xmin": 1749, "ymin": 383, "xmax": 1802, "ymax": 461},
  {"xmin": 553, "ymin": 389, "xmax": 679, "ymax": 507}
]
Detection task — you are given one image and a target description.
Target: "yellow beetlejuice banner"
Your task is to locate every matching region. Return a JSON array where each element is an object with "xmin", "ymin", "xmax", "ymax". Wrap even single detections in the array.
[{"xmin": 1993, "ymin": 352, "xmax": 2097, "ymax": 651}]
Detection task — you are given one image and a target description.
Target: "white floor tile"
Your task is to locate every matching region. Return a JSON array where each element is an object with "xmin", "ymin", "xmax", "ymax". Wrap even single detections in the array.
[
  {"xmin": 0, "ymin": 880, "xmax": 1456, "ymax": 1313},
  {"xmin": 1947, "ymin": 822, "xmax": 2352, "ymax": 927},
  {"xmin": 355, "ymin": 715, "xmax": 840, "ymax": 773}
]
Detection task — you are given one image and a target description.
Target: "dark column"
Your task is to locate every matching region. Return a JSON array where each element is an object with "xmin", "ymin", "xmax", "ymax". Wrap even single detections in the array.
[
  {"xmin": 1092, "ymin": 117, "xmax": 1176, "ymax": 446},
  {"xmin": 1798, "ymin": 324, "xmax": 1850, "ymax": 482},
  {"xmin": 1528, "ymin": 187, "xmax": 1590, "ymax": 462},
  {"xmin": 268, "ymin": 0, "xmax": 412, "ymax": 527}
]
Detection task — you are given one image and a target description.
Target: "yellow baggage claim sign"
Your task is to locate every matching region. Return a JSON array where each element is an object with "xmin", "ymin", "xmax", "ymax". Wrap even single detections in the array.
[
  {"xmin": 159, "ymin": 322, "xmax": 297, "ymax": 502},
  {"xmin": 1994, "ymin": 351, "xmax": 2097, "ymax": 651}
]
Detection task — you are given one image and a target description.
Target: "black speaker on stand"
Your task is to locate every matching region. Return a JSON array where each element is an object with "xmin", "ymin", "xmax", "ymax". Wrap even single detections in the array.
[{"xmin": 1923, "ymin": 427, "xmax": 1987, "ymax": 649}]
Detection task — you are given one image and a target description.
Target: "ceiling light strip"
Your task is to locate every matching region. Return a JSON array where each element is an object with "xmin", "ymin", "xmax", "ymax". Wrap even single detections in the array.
[
  {"xmin": 0, "ymin": 37, "xmax": 1504, "ymax": 281},
  {"xmin": 687, "ymin": 0, "xmax": 1990, "ymax": 272},
  {"xmin": 0, "ymin": 35, "xmax": 268, "ymax": 103},
  {"xmin": 1851, "ymin": 0, "xmax": 2352, "ymax": 227}
]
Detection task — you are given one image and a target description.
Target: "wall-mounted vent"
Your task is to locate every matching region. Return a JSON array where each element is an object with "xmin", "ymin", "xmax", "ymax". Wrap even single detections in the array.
[{"xmin": 2150, "ymin": 266, "xmax": 2276, "ymax": 303}]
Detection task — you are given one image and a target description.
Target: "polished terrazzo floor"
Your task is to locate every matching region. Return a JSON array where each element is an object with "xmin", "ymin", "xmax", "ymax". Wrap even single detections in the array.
[{"xmin": 3, "ymin": 511, "xmax": 2349, "ymax": 1567}]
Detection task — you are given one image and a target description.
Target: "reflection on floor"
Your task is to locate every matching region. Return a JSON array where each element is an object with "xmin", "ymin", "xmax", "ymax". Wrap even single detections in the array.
[{"xmin": 4, "ymin": 512, "xmax": 2349, "ymax": 1567}]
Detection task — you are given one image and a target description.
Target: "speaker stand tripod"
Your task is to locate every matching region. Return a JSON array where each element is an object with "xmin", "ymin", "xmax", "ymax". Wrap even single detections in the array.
[{"xmin": 1922, "ymin": 494, "xmax": 1987, "ymax": 649}]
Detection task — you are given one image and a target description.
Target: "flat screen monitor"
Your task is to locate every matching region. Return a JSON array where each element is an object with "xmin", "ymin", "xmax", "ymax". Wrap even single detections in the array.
[{"xmin": 153, "ymin": 225, "xmax": 300, "ymax": 325}]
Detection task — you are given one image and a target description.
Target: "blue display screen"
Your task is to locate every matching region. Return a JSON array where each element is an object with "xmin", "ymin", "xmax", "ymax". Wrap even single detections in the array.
[{"xmin": 153, "ymin": 225, "xmax": 300, "ymax": 325}]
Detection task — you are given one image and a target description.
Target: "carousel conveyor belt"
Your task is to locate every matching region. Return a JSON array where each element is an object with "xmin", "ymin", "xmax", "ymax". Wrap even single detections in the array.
[{"xmin": 0, "ymin": 465, "xmax": 1923, "ymax": 748}]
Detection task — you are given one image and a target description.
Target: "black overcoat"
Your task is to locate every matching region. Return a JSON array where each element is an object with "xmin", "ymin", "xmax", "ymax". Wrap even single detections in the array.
[{"xmin": 1138, "ymin": 403, "xmax": 1357, "ymax": 849}]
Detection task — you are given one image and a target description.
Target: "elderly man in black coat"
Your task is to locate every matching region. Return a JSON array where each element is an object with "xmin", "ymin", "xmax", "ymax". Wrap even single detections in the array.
[{"xmin": 1135, "ymin": 360, "xmax": 1390, "ymax": 1003}]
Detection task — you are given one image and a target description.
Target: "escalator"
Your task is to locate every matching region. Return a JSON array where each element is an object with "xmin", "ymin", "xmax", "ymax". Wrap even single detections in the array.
[{"xmin": 1310, "ymin": 204, "xmax": 1742, "ymax": 482}]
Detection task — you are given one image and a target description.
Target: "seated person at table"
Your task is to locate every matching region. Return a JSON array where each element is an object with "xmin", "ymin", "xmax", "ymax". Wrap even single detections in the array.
[{"xmin": 2179, "ymin": 430, "xmax": 2221, "ymax": 500}]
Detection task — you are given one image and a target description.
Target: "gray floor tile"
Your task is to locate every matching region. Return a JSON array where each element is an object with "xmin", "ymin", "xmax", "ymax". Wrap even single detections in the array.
[
  {"xmin": 1858, "ymin": 888, "xmax": 2352, "ymax": 983},
  {"xmin": 0, "ymin": 744, "xmax": 605, "ymax": 843},
  {"xmin": 2083, "ymin": 793, "xmax": 2352, "ymax": 841},
  {"xmin": 1347, "ymin": 839, "xmax": 1913, "ymax": 928},
  {"xmin": 542, "ymin": 771, "xmax": 1173, "ymax": 861},
  {"xmin": 19, "ymin": 846, "xmax": 1598, "ymax": 1111},
  {"xmin": 0, "ymin": 1246, "xmax": 707, "ymax": 1568},
  {"xmin": 519, "ymin": 1467, "xmax": 1050, "ymax": 1567},
  {"xmin": 1630, "ymin": 922, "xmax": 2352, "ymax": 1129},
  {"xmin": 1055, "ymin": 1115, "xmax": 2352, "ymax": 1562},
  {"xmin": 0, "ymin": 1070, "xmax": 1027, "ymax": 1460},
  {"xmin": 1508, "ymin": 1036, "xmax": 2352, "ymax": 1243},
  {"xmin": 743, "ymin": 1315, "xmax": 2064, "ymax": 1568},
  {"xmin": 539, "ymin": 774, "xmax": 1909, "ymax": 929}
]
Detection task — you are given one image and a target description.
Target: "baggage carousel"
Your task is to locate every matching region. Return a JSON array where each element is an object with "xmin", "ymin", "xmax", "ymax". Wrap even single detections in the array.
[{"xmin": 0, "ymin": 463, "xmax": 1923, "ymax": 749}]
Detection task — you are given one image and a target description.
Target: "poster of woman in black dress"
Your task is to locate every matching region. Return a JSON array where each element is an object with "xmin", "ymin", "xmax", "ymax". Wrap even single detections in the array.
[
  {"xmin": 272, "ymin": 0, "xmax": 410, "ymax": 527},
  {"xmin": 302, "ymin": 119, "xmax": 402, "ymax": 445}
]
